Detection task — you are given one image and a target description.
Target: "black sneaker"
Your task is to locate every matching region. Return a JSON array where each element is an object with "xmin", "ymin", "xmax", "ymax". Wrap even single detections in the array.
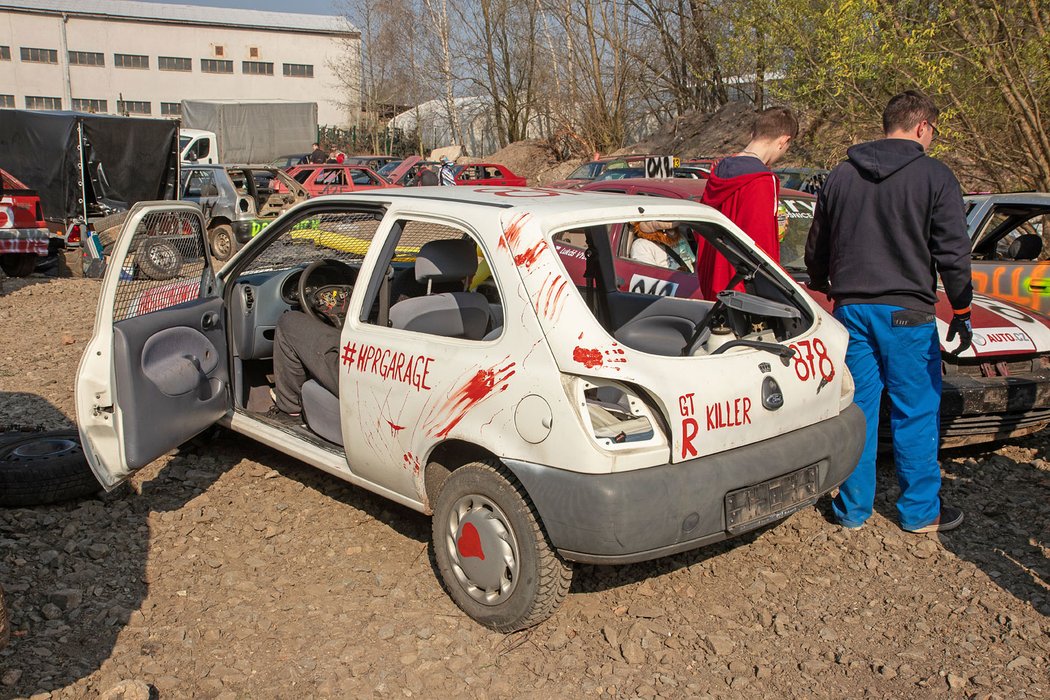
[
  {"xmin": 263, "ymin": 405, "xmax": 302, "ymax": 427},
  {"xmin": 904, "ymin": 506, "xmax": 964, "ymax": 533}
]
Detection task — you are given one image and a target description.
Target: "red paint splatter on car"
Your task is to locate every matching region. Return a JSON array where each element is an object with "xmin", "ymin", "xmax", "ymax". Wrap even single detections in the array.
[
  {"xmin": 427, "ymin": 361, "xmax": 517, "ymax": 438},
  {"xmin": 386, "ymin": 419, "xmax": 405, "ymax": 436},
  {"xmin": 573, "ymin": 346, "xmax": 604, "ymax": 368},
  {"xmin": 402, "ymin": 452, "xmax": 421, "ymax": 475},
  {"xmin": 514, "ymin": 239, "xmax": 548, "ymax": 269},
  {"xmin": 498, "ymin": 212, "xmax": 532, "ymax": 252}
]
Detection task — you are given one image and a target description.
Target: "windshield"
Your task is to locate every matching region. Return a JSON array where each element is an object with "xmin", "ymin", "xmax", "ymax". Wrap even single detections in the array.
[
  {"xmin": 179, "ymin": 136, "xmax": 192, "ymax": 150},
  {"xmin": 778, "ymin": 195, "xmax": 817, "ymax": 270},
  {"xmin": 378, "ymin": 161, "xmax": 403, "ymax": 177},
  {"xmin": 568, "ymin": 162, "xmax": 605, "ymax": 180}
]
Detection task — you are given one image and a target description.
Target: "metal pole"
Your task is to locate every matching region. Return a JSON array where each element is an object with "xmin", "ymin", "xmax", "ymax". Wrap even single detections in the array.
[{"xmin": 59, "ymin": 13, "xmax": 72, "ymax": 109}]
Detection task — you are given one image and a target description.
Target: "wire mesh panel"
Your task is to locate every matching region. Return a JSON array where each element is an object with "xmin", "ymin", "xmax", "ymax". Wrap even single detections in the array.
[
  {"xmin": 113, "ymin": 210, "xmax": 209, "ymax": 323},
  {"xmin": 243, "ymin": 211, "xmax": 384, "ymax": 275}
]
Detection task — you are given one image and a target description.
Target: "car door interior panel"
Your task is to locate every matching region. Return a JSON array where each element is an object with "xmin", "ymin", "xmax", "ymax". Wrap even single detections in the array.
[{"xmin": 113, "ymin": 296, "xmax": 229, "ymax": 469}]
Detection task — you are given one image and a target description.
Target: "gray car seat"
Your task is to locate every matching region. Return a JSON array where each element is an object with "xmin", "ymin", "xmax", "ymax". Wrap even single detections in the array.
[{"xmin": 390, "ymin": 239, "xmax": 492, "ymax": 340}]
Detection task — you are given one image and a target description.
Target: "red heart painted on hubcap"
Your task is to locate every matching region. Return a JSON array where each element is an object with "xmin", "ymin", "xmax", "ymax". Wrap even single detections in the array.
[{"xmin": 457, "ymin": 522, "xmax": 485, "ymax": 560}]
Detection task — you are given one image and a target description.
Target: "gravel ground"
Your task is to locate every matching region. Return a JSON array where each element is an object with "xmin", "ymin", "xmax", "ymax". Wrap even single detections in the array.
[{"xmin": 0, "ymin": 275, "xmax": 1047, "ymax": 699}]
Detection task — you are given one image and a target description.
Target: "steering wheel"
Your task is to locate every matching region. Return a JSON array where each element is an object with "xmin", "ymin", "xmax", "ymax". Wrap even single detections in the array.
[{"xmin": 298, "ymin": 259, "xmax": 359, "ymax": 327}]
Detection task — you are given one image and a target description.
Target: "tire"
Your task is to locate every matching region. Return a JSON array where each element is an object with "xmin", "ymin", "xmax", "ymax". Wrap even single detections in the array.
[
  {"xmin": 92, "ymin": 211, "xmax": 129, "ymax": 233},
  {"xmin": 431, "ymin": 459, "xmax": 573, "ymax": 632},
  {"xmin": 1, "ymin": 254, "xmax": 38, "ymax": 277},
  {"xmin": 0, "ymin": 431, "xmax": 101, "ymax": 507},
  {"xmin": 208, "ymin": 224, "xmax": 236, "ymax": 262},
  {"xmin": 136, "ymin": 236, "xmax": 183, "ymax": 280}
]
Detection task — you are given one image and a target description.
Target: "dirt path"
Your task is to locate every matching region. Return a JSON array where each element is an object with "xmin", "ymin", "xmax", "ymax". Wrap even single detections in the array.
[{"xmin": 0, "ymin": 276, "xmax": 1047, "ymax": 699}]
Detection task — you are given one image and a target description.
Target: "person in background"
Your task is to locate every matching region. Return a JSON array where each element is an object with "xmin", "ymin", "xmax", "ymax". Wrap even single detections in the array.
[
  {"xmin": 309, "ymin": 143, "xmax": 326, "ymax": 164},
  {"xmin": 416, "ymin": 165, "xmax": 439, "ymax": 186},
  {"xmin": 805, "ymin": 89, "xmax": 972, "ymax": 534},
  {"xmin": 629, "ymin": 221, "xmax": 695, "ymax": 272},
  {"xmin": 696, "ymin": 106, "xmax": 799, "ymax": 299},
  {"xmin": 439, "ymin": 156, "xmax": 457, "ymax": 186}
]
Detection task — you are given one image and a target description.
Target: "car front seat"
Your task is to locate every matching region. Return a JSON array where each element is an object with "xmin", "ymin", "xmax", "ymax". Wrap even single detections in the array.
[{"xmin": 389, "ymin": 239, "xmax": 492, "ymax": 340}]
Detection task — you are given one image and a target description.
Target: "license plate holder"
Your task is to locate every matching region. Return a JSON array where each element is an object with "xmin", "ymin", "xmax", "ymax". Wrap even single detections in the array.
[{"xmin": 725, "ymin": 465, "xmax": 819, "ymax": 534}]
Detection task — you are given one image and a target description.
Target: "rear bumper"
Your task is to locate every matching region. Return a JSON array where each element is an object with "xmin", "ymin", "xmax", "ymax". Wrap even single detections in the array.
[
  {"xmin": 938, "ymin": 369, "xmax": 1050, "ymax": 447},
  {"xmin": 0, "ymin": 228, "xmax": 50, "ymax": 256},
  {"xmin": 504, "ymin": 403, "xmax": 865, "ymax": 565}
]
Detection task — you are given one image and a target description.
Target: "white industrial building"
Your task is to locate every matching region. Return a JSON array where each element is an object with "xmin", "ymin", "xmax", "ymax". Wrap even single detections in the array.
[{"xmin": 0, "ymin": 0, "xmax": 360, "ymax": 126}]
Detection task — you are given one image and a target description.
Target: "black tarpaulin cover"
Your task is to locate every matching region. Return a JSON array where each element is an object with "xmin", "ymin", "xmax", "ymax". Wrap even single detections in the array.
[{"xmin": 0, "ymin": 110, "xmax": 178, "ymax": 221}]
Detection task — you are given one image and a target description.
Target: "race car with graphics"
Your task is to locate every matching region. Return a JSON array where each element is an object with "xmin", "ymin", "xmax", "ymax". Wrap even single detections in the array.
[
  {"xmin": 76, "ymin": 187, "xmax": 863, "ymax": 632},
  {"xmin": 965, "ymin": 192, "xmax": 1050, "ymax": 315},
  {"xmin": 577, "ymin": 178, "xmax": 1050, "ymax": 447}
]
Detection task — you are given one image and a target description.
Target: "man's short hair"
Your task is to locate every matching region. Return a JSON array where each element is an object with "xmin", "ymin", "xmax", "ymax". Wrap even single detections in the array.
[
  {"xmin": 883, "ymin": 90, "xmax": 939, "ymax": 134},
  {"xmin": 312, "ymin": 142, "xmax": 319, "ymax": 148},
  {"xmin": 751, "ymin": 107, "xmax": 799, "ymax": 141}
]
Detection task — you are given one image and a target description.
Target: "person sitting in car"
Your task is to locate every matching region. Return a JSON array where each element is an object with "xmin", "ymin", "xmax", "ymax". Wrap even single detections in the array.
[{"xmin": 629, "ymin": 220, "xmax": 695, "ymax": 272}]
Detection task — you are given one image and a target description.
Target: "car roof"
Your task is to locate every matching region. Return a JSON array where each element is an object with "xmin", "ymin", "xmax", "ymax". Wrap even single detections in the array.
[{"xmin": 964, "ymin": 192, "xmax": 1050, "ymax": 206}]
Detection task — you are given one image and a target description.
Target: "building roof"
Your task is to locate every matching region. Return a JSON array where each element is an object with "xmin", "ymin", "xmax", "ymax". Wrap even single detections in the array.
[{"xmin": 0, "ymin": 0, "xmax": 357, "ymax": 35}]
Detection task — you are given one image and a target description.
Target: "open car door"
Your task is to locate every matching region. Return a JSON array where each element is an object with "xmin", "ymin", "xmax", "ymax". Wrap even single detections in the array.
[{"xmin": 76, "ymin": 201, "xmax": 229, "ymax": 490}]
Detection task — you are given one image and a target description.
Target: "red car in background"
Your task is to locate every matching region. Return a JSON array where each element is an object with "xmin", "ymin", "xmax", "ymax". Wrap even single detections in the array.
[
  {"xmin": 0, "ymin": 168, "xmax": 50, "ymax": 277},
  {"xmin": 572, "ymin": 177, "xmax": 1050, "ymax": 448},
  {"xmin": 283, "ymin": 164, "xmax": 394, "ymax": 196},
  {"xmin": 454, "ymin": 162, "xmax": 527, "ymax": 187}
]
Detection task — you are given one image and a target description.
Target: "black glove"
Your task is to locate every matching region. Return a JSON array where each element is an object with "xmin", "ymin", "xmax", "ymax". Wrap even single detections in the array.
[
  {"xmin": 807, "ymin": 278, "xmax": 830, "ymax": 294},
  {"xmin": 947, "ymin": 309, "xmax": 972, "ymax": 356}
]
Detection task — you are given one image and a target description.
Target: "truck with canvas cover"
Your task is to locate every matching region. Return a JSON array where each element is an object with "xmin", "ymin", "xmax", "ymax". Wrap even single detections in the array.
[
  {"xmin": 0, "ymin": 110, "xmax": 180, "ymax": 260},
  {"xmin": 179, "ymin": 100, "xmax": 318, "ymax": 165}
]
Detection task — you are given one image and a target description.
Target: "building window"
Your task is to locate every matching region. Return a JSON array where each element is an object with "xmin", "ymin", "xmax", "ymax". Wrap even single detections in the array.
[
  {"xmin": 25, "ymin": 96, "xmax": 62, "ymax": 110},
  {"xmin": 242, "ymin": 60, "xmax": 273, "ymax": 76},
  {"xmin": 0, "ymin": 46, "xmax": 10, "ymax": 61},
  {"xmin": 158, "ymin": 56, "xmax": 192, "ymax": 72},
  {"xmin": 0, "ymin": 95, "xmax": 14, "ymax": 108},
  {"xmin": 114, "ymin": 53, "xmax": 149, "ymax": 69},
  {"xmin": 213, "ymin": 46, "xmax": 224, "ymax": 57},
  {"xmin": 72, "ymin": 98, "xmax": 108, "ymax": 113},
  {"xmin": 20, "ymin": 47, "xmax": 58, "ymax": 64},
  {"xmin": 249, "ymin": 47, "xmax": 259, "ymax": 58},
  {"xmin": 201, "ymin": 59, "xmax": 233, "ymax": 74},
  {"xmin": 69, "ymin": 51, "xmax": 104, "ymax": 66},
  {"xmin": 117, "ymin": 100, "xmax": 151, "ymax": 115},
  {"xmin": 283, "ymin": 63, "xmax": 313, "ymax": 78},
  {"xmin": 161, "ymin": 102, "xmax": 182, "ymax": 116}
]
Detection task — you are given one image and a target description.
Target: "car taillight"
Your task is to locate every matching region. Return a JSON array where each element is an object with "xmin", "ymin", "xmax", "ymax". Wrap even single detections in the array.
[
  {"xmin": 35, "ymin": 203, "xmax": 45, "ymax": 226},
  {"xmin": 568, "ymin": 377, "xmax": 667, "ymax": 451},
  {"xmin": 67, "ymin": 224, "xmax": 81, "ymax": 245}
]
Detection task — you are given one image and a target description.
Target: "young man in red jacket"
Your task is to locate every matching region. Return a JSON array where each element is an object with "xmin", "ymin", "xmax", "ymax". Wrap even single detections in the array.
[{"xmin": 697, "ymin": 107, "xmax": 798, "ymax": 299}]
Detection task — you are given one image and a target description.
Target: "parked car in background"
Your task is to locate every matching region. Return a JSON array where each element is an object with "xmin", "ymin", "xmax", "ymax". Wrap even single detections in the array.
[
  {"xmin": 346, "ymin": 155, "xmax": 402, "ymax": 172},
  {"xmin": 453, "ymin": 163, "xmax": 528, "ymax": 187},
  {"xmin": 0, "ymin": 168, "xmax": 50, "ymax": 277},
  {"xmin": 578, "ymin": 177, "xmax": 1050, "ymax": 448},
  {"xmin": 381, "ymin": 158, "xmax": 442, "ymax": 187},
  {"xmin": 284, "ymin": 164, "xmax": 393, "ymax": 196},
  {"xmin": 966, "ymin": 192, "xmax": 1050, "ymax": 314},
  {"xmin": 179, "ymin": 164, "xmax": 309, "ymax": 261},
  {"xmin": 77, "ymin": 187, "xmax": 862, "ymax": 631},
  {"xmin": 270, "ymin": 154, "xmax": 311, "ymax": 170},
  {"xmin": 547, "ymin": 155, "xmax": 663, "ymax": 189},
  {"xmin": 774, "ymin": 168, "xmax": 830, "ymax": 195}
]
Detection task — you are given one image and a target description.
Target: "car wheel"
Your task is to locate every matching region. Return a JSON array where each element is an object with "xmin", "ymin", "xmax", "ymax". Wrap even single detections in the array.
[
  {"xmin": 136, "ymin": 237, "xmax": 183, "ymax": 280},
  {"xmin": 0, "ymin": 430, "xmax": 101, "ymax": 507},
  {"xmin": 0, "ymin": 254, "xmax": 38, "ymax": 278},
  {"xmin": 432, "ymin": 459, "xmax": 572, "ymax": 632},
  {"xmin": 208, "ymin": 224, "xmax": 236, "ymax": 262}
]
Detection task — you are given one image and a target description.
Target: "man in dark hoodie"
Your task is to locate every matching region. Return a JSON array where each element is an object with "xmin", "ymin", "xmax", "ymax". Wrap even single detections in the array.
[
  {"xmin": 697, "ymin": 106, "xmax": 798, "ymax": 300},
  {"xmin": 805, "ymin": 90, "xmax": 972, "ymax": 534}
]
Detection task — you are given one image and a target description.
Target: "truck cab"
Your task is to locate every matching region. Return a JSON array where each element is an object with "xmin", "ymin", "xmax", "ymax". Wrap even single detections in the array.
[{"xmin": 180, "ymin": 129, "xmax": 218, "ymax": 165}]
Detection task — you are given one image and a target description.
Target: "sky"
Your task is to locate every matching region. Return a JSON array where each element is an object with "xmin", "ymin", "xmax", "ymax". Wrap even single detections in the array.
[{"xmin": 136, "ymin": 0, "xmax": 343, "ymax": 15}]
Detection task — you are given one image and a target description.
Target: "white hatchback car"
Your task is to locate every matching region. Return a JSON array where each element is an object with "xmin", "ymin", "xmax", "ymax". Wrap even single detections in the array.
[{"xmin": 76, "ymin": 187, "xmax": 864, "ymax": 631}]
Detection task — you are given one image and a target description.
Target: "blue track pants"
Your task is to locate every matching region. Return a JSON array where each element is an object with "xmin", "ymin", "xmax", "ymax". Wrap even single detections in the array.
[{"xmin": 832, "ymin": 304, "xmax": 942, "ymax": 530}]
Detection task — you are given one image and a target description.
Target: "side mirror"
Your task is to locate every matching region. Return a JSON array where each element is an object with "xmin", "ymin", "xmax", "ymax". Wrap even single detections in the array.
[
  {"xmin": 1007, "ymin": 233, "xmax": 1043, "ymax": 261},
  {"xmin": 186, "ymin": 150, "xmax": 198, "ymax": 162}
]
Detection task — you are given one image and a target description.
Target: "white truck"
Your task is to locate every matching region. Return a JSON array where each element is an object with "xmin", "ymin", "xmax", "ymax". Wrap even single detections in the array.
[{"xmin": 179, "ymin": 100, "xmax": 318, "ymax": 165}]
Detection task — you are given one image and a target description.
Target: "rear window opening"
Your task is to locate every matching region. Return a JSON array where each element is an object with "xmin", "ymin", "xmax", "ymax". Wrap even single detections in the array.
[{"xmin": 551, "ymin": 218, "xmax": 814, "ymax": 359}]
